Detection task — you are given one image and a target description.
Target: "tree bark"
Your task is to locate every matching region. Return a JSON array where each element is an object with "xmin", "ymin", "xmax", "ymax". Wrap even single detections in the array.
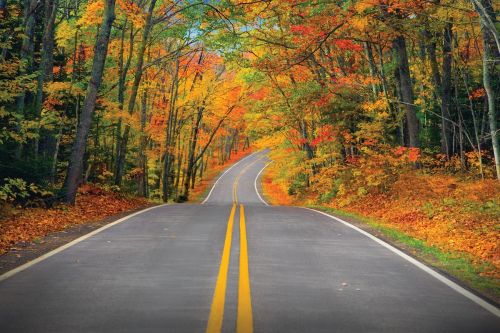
[
  {"xmin": 16, "ymin": 0, "xmax": 38, "ymax": 131},
  {"xmin": 138, "ymin": 91, "xmax": 148, "ymax": 197},
  {"xmin": 476, "ymin": 0, "xmax": 500, "ymax": 179},
  {"xmin": 162, "ymin": 57, "xmax": 180, "ymax": 202},
  {"xmin": 393, "ymin": 35, "xmax": 420, "ymax": 148},
  {"xmin": 63, "ymin": 0, "xmax": 116, "ymax": 204},
  {"xmin": 364, "ymin": 41, "xmax": 379, "ymax": 98},
  {"xmin": 441, "ymin": 22, "xmax": 453, "ymax": 157},
  {"xmin": 34, "ymin": 0, "xmax": 58, "ymax": 123},
  {"xmin": 182, "ymin": 107, "xmax": 203, "ymax": 199}
]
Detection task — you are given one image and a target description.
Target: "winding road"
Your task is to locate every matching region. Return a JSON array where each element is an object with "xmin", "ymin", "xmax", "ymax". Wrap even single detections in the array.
[{"xmin": 1, "ymin": 150, "xmax": 499, "ymax": 332}]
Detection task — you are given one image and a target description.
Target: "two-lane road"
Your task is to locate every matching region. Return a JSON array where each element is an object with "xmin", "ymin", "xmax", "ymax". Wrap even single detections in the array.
[{"xmin": 1, "ymin": 151, "xmax": 499, "ymax": 332}]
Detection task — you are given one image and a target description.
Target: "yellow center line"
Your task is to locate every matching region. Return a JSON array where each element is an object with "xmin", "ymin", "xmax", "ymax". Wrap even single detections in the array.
[
  {"xmin": 237, "ymin": 204, "xmax": 253, "ymax": 333},
  {"xmin": 207, "ymin": 155, "xmax": 264, "ymax": 333},
  {"xmin": 206, "ymin": 204, "xmax": 236, "ymax": 333},
  {"xmin": 232, "ymin": 155, "xmax": 265, "ymax": 205}
]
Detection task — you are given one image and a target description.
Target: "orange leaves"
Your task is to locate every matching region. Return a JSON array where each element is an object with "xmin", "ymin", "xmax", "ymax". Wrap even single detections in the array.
[
  {"xmin": 77, "ymin": 0, "xmax": 105, "ymax": 26},
  {"xmin": 408, "ymin": 148, "xmax": 420, "ymax": 163},
  {"xmin": 116, "ymin": 0, "xmax": 145, "ymax": 27},
  {"xmin": 394, "ymin": 146, "xmax": 421, "ymax": 163},
  {"xmin": 248, "ymin": 87, "xmax": 268, "ymax": 101},
  {"xmin": 468, "ymin": 88, "xmax": 485, "ymax": 100},
  {"xmin": 0, "ymin": 185, "xmax": 148, "ymax": 255}
]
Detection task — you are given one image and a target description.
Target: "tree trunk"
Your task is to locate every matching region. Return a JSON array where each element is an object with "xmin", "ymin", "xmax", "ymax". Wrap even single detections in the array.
[
  {"xmin": 441, "ymin": 22, "xmax": 453, "ymax": 157},
  {"xmin": 113, "ymin": 22, "xmax": 134, "ymax": 174},
  {"xmin": 476, "ymin": 0, "xmax": 500, "ymax": 179},
  {"xmin": 34, "ymin": 0, "xmax": 58, "ymax": 124},
  {"xmin": 393, "ymin": 35, "xmax": 420, "ymax": 148},
  {"xmin": 49, "ymin": 126, "xmax": 62, "ymax": 184},
  {"xmin": 63, "ymin": 0, "xmax": 116, "ymax": 204},
  {"xmin": 183, "ymin": 107, "xmax": 203, "ymax": 199},
  {"xmin": 16, "ymin": 0, "xmax": 38, "ymax": 113},
  {"xmin": 364, "ymin": 41, "xmax": 379, "ymax": 98},
  {"xmin": 138, "ymin": 91, "xmax": 148, "ymax": 197},
  {"xmin": 162, "ymin": 57, "xmax": 180, "ymax": 202},
  {"xmin": 471, "ymin": 0, "xmax": 500, "ymax": 54}
]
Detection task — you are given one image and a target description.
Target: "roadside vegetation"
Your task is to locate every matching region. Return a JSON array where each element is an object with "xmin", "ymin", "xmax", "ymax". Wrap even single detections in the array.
[{"xmin": 262, "ymin": 151, "xmax": 500, "ymax": 299}]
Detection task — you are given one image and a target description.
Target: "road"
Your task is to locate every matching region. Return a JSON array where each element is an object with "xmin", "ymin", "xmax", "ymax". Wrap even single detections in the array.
[{"xmin": 0, "ymin": 150, "xmax": 499, "ymax": 332}]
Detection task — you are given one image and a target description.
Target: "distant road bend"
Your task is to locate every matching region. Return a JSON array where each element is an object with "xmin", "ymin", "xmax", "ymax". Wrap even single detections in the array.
[{"xmin": 1, "ymin": 150, "xmax": 499, "ymax": 332}]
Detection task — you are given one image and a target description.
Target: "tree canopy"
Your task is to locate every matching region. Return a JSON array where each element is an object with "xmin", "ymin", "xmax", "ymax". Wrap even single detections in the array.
[{"xmin": 0, "ymin": 0, "xmax": 498, "ymax": 205}]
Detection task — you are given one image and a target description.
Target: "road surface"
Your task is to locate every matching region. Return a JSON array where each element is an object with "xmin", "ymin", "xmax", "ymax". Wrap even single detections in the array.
[{"xmin": 1, "ymin": 150, "xmax": 499, "ymax": 332}]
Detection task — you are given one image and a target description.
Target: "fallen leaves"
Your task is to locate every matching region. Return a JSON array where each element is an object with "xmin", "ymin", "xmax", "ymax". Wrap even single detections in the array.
[{"xmin": 0, "ymin": 186, "xmax": 149, "ymax": 255}]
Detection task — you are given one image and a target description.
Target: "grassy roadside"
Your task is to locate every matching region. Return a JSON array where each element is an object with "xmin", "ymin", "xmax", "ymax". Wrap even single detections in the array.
[{"xmin": 307, "ymin": 205, "xmax": 500, "ymax": 304}]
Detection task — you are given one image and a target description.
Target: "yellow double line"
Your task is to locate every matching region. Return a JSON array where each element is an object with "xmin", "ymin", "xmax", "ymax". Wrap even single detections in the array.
[{"xmin": 206, "ymin": 157, "xmax": 263, "ymax": 333}]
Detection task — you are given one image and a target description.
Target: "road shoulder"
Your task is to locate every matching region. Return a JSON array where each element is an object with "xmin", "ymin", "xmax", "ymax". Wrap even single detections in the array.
[
  {"xmin": 0, "ymin": 204, "xmax": 157, "ymax": 276},
  {"xmin": 305, "ymin": 205, "xmax": 500, "ymax": 308}
]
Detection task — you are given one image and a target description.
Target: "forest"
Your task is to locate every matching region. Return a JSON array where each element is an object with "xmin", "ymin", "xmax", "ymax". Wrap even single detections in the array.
[{"xmin": 0, "ymin": 0, "xmax": 499, "ymax": 291}]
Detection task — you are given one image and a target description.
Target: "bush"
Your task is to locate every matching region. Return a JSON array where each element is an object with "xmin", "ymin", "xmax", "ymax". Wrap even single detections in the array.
[
  {"xmin": 0, "ymin": 178, "xmax": 31, "ymax": 203},
  {"xmin": 0, "ymin": 178, "xmax": 54, "ymax": 216}
]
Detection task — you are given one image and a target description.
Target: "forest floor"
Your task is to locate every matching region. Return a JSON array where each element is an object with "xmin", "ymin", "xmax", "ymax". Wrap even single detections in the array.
[{"xmin": 262, "ymin": 167, "xmax": 500, "ymax": 304}]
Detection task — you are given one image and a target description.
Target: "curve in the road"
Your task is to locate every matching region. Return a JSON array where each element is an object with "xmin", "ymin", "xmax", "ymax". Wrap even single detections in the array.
[{"xmin": 0, "ymin": 149, "xmax": 499, "ymax": 333}]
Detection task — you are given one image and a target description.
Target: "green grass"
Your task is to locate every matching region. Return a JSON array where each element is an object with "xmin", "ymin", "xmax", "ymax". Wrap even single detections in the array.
[{"xmin": 308, "ymin": 205, "xmax": 500, "ymax": 300}]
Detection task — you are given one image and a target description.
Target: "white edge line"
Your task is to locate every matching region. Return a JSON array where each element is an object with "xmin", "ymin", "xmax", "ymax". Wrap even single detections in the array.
[
  {"xmin": 201, "ymin": 150, "xmax": 262, "ymax": 204},
  {"xmin": 254, "ymin": 162, "xmax": 271, "ymax": 206},
  {"xmin": 0, "ymin": 204, "xmax": 167, "ymax": 283},
  {"xmin": 302, "ymin": 207, "xmax": 500, "ymax": 318}
]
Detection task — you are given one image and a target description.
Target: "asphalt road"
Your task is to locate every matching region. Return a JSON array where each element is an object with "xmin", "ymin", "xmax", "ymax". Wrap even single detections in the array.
[{"xmin": 0, "ymin": 150, "xmax": 499, "ymax": 332}]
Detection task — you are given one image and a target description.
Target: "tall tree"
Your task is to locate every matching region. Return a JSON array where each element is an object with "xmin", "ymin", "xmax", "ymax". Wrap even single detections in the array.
[
  {"xmin": 114, "ymin": 0, "xmax": 157, "ymax": 186},
  {"xmin": 393, "ymin": 35, "xmax": 420, "ymax": 148},
  {"xmin": 441, "ymin": 22, "xmax": 453, "ymax": 157},
  {"xmin": 474, "ymin": 0, "xmax": 500, "ymax": 180},
  {"xmin": 64, "ymin": 0, "xmax": 116, "ymax": 203}
]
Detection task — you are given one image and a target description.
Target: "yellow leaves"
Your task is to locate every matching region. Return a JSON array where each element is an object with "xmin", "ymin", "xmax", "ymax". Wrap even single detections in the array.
[
  {"xmin": 350, "ymin": 16, "xmax": 370, "ymax": 32},
  {"xmin": 353, "ymin": 1, "xmax": 375, "ymax": 13},
  {"xmin": 46, "ymin": 81, "xmax": 83, "ymax": 97},
  {"xmin": 362, "ymin": 98, "xmax": 389, "ymax": 114},
  {"xmin": 77, "ymin": 0, "xmax": 105, "ymax": 27},
  {"xmin": 55, "ymin": 20, "xmax": 77, "ymax": 49}
]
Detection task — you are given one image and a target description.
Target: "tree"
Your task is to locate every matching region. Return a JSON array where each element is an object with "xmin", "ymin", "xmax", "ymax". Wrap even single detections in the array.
[
  {"xmin": 474, "ymin": 0, "xmax": 500, "ymax": 180},
  {"xmin": 64, "ymin": 0, "xmax": 116, "ymax": 204}
]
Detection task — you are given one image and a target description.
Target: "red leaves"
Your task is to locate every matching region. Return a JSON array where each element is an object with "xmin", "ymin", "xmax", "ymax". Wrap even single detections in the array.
[
  {"xmin": 333, "ymin": 39, "xmax": 363, "ymax": 52},
  {"xmin": 312, "ymin": 94, "xmax": 331, "ymax": 108},
  {"xmin": 311, "ymin": 124, "xmax": 337, "ymax": 147},
  {"xmin": 290, "ymin": 24, "xmax": 314, "ymax": 35}
]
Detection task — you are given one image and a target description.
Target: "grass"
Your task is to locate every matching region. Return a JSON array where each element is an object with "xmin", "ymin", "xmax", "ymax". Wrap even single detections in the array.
[{"xmin": 307, "ymin": 205, "xmax": 500, "ymax": 302}]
